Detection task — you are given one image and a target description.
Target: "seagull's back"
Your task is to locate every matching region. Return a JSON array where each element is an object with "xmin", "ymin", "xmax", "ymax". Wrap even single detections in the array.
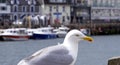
[{"xmin": 17, "ymin": 45, "xmax": 74, "ymax": 65}]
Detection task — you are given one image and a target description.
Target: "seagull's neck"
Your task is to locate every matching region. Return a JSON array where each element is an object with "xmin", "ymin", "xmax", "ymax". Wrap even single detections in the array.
[{"xmin": 62, "ymin": 38, "xmax": 79, "ymax": 59}]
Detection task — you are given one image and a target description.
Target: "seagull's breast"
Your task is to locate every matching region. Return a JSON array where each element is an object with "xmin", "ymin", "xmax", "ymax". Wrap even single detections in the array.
[
  {"xmin": 21, "ymin": 45, "xmax": 74, "ymax": 65},
  {"xmin": 62, "ymin": 41, "xmax": 79, "ymax": 65},
  {"xmin": 17, "ymin": 60, "xmax": 29, "ymax": 65}
]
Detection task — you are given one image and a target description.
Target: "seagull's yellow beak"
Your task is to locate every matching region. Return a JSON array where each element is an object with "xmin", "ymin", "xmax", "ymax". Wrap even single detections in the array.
[{"xmin": 82, "ymin": 36, "xmax": 93, "ymax": 42}]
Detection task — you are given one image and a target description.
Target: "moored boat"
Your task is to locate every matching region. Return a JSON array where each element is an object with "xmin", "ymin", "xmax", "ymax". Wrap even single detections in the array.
[
  {"xmin": 32, "ymin": 27, "xmax": 57, "ymax": 39},
  {"xmin": 26, "ymin": 28, "xmax": 37, "ymax": 39},
  {"xmin": 0, "ymin": 28, "xmax": 30, "ymax": 41},
  {"xmin": 80, "ymin": 28, "xmax": 91, "ymax": 36},
  {"xmin": 55, "ymin": 25, "xmax": 69, "ymax": 38},
  {"xmin": 0, "ymin": 29, "xmax": 4, "ymax": 41}
]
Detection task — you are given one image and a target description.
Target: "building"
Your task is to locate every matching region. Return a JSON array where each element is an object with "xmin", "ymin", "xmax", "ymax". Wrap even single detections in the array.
[
  {"xmin": 90, "ymin": 0, "xmax": 120, "ymax": 23},
  {"xmin": 0, "ymin": 0, "xmax": 10, "ymax": 22},
  {"xmin": 43, "ymin": 0, "xmax": 71, "ymax": 25},
  {"xmin": 7, "ymin": 0, "xmax": 42, "ymax": 22},
  {"xmin": 71, "ymin": 0, "xmax": 91, "ymax": 24},
  {"xmin": 71, "ymin": 0, "xmax": 120, "ymax": 24},
  {"xmin": 6, "ymin": 0, "xmax": 43, "ymax": 28}
]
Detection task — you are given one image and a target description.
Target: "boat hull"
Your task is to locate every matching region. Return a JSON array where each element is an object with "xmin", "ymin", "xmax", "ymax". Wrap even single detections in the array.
[
  {"xmin": 0, "ymin": 36, "xmax": 4, "ymax": 41},
  {"xmin": 32, "ymin": 33, "xmax": 57, "ymax": 39},
  {"xmin": 57, "ymin": 34, "xmax": 66, "ymax": 38},
  {"xmin": 1, "ymin": 35, "xmax": 29, "ymax": 41},
  {"xmin": 56, "ymin": 32, "xmax": 67, "ymax": 38}
]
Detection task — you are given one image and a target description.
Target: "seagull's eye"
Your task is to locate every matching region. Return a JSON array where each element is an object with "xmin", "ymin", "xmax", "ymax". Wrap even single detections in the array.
[{"xmin": 75, "ymin": 34, "xmax": 79, "ymax": 37}]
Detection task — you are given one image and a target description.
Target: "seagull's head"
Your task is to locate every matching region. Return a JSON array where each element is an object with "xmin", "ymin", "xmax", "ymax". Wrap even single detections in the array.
[{"xmin": 64, "ymin": 29, "xmax": 93, "ymax": 43}]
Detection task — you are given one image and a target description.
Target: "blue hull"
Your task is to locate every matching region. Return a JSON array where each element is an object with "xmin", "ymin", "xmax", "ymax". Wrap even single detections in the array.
[{"xmin": 32, "ymin": 33, "xmax": 57, "ymax": 39}]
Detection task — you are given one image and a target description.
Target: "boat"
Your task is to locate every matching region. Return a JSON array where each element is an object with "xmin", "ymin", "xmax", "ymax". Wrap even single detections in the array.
[
  {"xmin": 26, "ymin": 28, "xmax": 37, "ymax": 39},
  {"xmin": 0, "ymin": 28, "xmax": 30, "ymax": 41},
  {"xmin": 0, "ymin": 29, "xmax": 4, "ymax": 41},
  {"xmin": 32, "ymin": 27, "xmax": 57, "ymax": 39},
  {"xmin": 55, "ymin": 25, "xmax": 69, "ymax": 38},
  {"xmin": 80, "ymin": 28, "xmax": 90, "ymax": 35}
]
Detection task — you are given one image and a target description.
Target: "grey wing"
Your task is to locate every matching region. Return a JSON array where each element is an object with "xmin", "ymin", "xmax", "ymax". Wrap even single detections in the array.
[{"xmin": 24, "ymin": 45, "xmax": 74, "ymax": 65}]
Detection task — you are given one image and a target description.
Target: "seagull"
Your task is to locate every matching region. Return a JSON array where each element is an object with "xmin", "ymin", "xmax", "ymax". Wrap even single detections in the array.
[{"xmin": 17, "ymin": 29, "xmax": 93, "ymax": 65}]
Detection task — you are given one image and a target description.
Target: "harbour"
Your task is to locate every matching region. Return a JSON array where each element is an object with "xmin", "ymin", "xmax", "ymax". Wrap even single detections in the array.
[
  {"xmin": 0, "ymin": 0, "xmax": 120, "ymax": 65},
  {"xmin": 0, "ymin": 35, "xmax": 120, "ymax": 65}
]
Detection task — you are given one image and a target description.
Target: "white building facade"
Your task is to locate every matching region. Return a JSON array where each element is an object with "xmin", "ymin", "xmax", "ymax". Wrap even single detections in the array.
[
  {"xmin": 0, "ymin": 3, "xmax": 10, "ymax": 14},
  {"xmin": 43, "ymin": 0, "xmax": 71, "ymax": 25},
  {"xmin": 0, "ymin": 0, "xmax": 11, "ymax": 22},
  {"xmin": 7, "ymin": 0, "xmax": 42, "ymax": 21},
  {"xmin": 90, "ymin": 0, "xmax": 120, "ymax": 22}
]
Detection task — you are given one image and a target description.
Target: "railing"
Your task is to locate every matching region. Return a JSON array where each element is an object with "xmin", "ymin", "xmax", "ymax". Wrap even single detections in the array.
[{"xmin": 44, "ymin": 0, "xmax": 71, "ymax": 4}]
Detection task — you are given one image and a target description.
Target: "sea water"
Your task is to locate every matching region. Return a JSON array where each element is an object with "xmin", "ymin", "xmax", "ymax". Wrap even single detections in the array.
[{"xmin": 0, "ymin": 35, "xmax": 120, "ymax": 65}]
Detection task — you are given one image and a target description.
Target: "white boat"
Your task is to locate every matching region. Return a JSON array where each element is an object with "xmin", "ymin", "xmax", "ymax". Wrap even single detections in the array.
[
  {"xmin": 80, "ymin": 28, "xmax": 90, "ymax": 35},
  {"xmin": 0, "ymin": 28, "xmax": 30, "ymax": 41},
  {"xmin": 0, "ymin": 29, "xmax": 4, "ymax": 41},
  {"xmin": 55, "ymin": 25, "xmax": 69, "ymax": 38},
  {"xmin": 26, "ymin": 28, "xmax": 37, "ymax": 39},
  {"xmin": 32, "ymin": 27, "xmax": 57, "ymax": 39}
]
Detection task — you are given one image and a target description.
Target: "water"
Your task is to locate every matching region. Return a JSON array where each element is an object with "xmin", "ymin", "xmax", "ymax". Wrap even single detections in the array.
[{"xmin": 0, "ymin": 35, "xmax": 120, "ymax": 65}]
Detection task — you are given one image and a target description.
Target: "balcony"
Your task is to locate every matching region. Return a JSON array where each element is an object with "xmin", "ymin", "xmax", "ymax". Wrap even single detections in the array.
[
  {"xmin": 44, "ymin": 0, "xmax": 71, "ymax": 5},
  {"xmin": 71, "ymin": 1, "xmax": 90, "ymax": 8}
]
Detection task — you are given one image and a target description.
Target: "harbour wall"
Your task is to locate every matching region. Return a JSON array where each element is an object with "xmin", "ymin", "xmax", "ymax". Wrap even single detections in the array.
[{"xmin": 67, "ymin": 23, "xmax": 120, "ymax": 35}]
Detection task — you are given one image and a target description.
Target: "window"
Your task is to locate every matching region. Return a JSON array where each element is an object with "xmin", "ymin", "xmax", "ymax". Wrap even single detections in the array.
[
  {"xmin": 1, "ymin": 6, "xmax": 7, "ymax": 11},
  {"xmin": 49, "ymin": 6, "xmax": 52, "ymax": 12},
  {"xmin": 62, "ymin": 0, "xmax": 66, "ymax": 3},
  {"xmin": 30, "ymin": 6, "xmax": 34, "ymax": 12},
  {"xmin": 63, "ymin": 6, "xmax": 65, "ymax": 12},
  {"xmin": 50, "ymin": 0, "xmax": 55, "ymax": 2},
  {"xmin": 50, "ymin": 0, "xmax": 66, "ymax": 3},
  {"xmin": 14, "ymin": 0, "xmax": 17, "ymax": 4},
  {"xmin": 62, "ymin": 16, "xmax": 65, "ymax": 22},
  {"xmin": 14, "ymin": 6, "xmax": 18, "ymax": 12},
  {"xmin": 22, "ymin": 6, "xmax": 26, "ymax": 12},
  {"xmin": 67, "ymin": 16, "xmax": 69, "ymax": 20},
  {"xmin": 56, "ymin": 5, "xmax": 59, "ymax": 12},
  {"xmin": 13, "ymin": 0, "xmax": 19, "ymax": 4},
  {"xmin": 57, "ymin": 0, "xmax": 62, "ymax": 2},
  {"xmin": 14, "ymin": 15, "xmax": 17, "ymax": 20}
]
